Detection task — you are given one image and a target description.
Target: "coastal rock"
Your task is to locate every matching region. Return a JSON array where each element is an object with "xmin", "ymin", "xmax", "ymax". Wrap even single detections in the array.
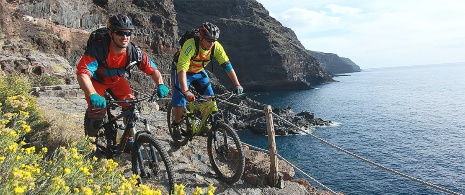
[
  {"xmin": 1, "ymin": 0, "xmax": 361, "ymax": 93},
  {"xmin": 308, "ymin": 50, "xmax": 361, "ymax": 75}
]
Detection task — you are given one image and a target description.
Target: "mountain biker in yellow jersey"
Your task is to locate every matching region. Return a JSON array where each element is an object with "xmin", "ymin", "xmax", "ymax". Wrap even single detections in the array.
[
  {"xmin": 76, "ymin": 14, "xmax": 169, "ymax": 138},
  {"xmin": 171, "ymin": 22, "xmax": 243, "ymax": 140}
]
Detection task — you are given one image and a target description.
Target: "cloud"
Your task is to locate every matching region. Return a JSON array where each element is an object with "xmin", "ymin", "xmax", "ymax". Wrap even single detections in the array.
[
  {"xmin": 257, "ymin": 0, "xmax": 465, "ymax": 68},
  {"xmin": 272, "ymin": 8, "xmax": 341, "ymax": 35},
  {"xmin": 326, "ymin": 4, "xmax": 361, "ymax": 15}
]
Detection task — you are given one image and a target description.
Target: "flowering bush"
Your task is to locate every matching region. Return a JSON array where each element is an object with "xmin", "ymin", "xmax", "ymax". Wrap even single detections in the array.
[{"xmin": 0, "ymin": 75, "xmax": 217, "ymax": 194}]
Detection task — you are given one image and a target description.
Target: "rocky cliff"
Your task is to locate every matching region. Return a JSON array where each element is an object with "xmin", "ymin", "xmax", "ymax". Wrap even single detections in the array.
[
  {"xmin": 173, "ymin": 0, "xmax": 333, "ymax": 91},
  {"xmin": 1, "ymin": 0, "xmax": 359, "ymax": 92},
  {"xmin": 308, "ymin": 50, "xmax": 361, "ymax": 75}
]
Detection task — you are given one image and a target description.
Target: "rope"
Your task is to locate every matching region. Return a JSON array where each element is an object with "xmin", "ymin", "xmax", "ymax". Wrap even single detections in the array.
[
  {"xmin": 216, "ymin": 98, "xmax": 264, "ymax": 113},
  {"xmin": 241, "ymin": 142, "xmax": 337, "ymax": 194},
  {"xmin": 133, "ymin": 88, "xmax": 460, "ymax": 194},
  {"xmin": 271, "ymin": 113, "xmax": 461, "ymax": 195}
]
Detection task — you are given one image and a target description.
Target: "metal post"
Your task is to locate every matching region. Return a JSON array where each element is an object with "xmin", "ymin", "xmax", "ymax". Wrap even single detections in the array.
[{"xmin": 265, "ymin": 105, "xmax": 279, "ymax": 187}]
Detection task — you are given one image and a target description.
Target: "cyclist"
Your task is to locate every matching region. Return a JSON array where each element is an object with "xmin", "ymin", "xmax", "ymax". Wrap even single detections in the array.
[
  {"xmin": 171, "ymin": 22, "xmax": 243, "ymax": 139},
  {"xmin": 77, "ymin": 14, "xmax": 169, "ymax": 137}
]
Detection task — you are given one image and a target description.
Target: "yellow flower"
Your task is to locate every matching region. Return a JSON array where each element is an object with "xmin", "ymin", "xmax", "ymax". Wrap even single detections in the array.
[
  {"xmin": 82, "ymin": 187, "xmax": 93, "ymax": 195},
  {"xmin": 0, "ymin": 156, "xmax": 5, "ymax": 162},
  {"xmin": 174, "ymin": 184, "xmax": 186, "ymax": 195},
  {"xmin": 24, "ymin": 146, "xmax": 35, "ymax": 155},
  {"xmin": 192, "ymin": 186, "xmax": 203, "ymax": 195},
  {"xmin": 64, "ymin": 168, "xmax": 71, "ymax": 174},
  {"xmin": 9, "ymin": 130, "xmax": 17, "ymax": 137},
  {"xmin": 22, "ymin": 124, "xmax": 31, "ymax": 133},
  {"xmin": 14, "ymin": 186, "xmax": 27, "ymax": 194},
  {"xmin": 16, "ymin": 155, "xmax": 22, "ymax": 161},
  {"xmin": 207, "ymin": 184, "xmax": 216, "ymax": 195},
  {"xmin": 41, "ymin": 147, "xmax": 48, "ymax": 153},
  {"xmin": 80, "ymin": 167, "xmax": 91, "ymax": 175},
  {"xmin": 8, "ymin": 143, "xmax": 19, "ymax": 152}
]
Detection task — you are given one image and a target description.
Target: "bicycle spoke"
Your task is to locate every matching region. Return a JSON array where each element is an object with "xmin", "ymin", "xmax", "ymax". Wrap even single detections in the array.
[
  {"xmin": 208, "ymin": 122, "xmax": 245, "ymax": 184},
  {"xmin": 132, "ymin": 133, "xmax": 175, "ymax": 194}
]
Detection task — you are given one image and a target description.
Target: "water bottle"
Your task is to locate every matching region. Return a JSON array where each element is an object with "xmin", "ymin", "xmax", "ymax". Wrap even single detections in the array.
[{"xmin": 116, "ymin": 127, "xmax": 124, "ymax": 143}]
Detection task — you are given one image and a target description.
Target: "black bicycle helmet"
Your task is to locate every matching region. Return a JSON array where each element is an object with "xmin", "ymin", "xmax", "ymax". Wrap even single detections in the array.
[
  {"xmin": 199, "ymin": 22, "xmax": 220, "ymax": 41},
  {"xmin": 108, "ymin": 14, "xmax": 134, "ymax": 32}
]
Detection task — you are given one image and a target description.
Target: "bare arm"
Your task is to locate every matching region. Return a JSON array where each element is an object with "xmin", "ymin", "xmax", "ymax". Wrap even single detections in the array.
[
  {"xmin": 226, "ymin": 69, "xmax": 241, "ymax": 87},
  {"xmin": 150, "ymin": 69, "xmax": 164, "ymax": 86},
  {"xmin": 77, "ymin": 74, "xmax": 97, "ymax": 96},
  {"xmin": 177, "ymin": 70, "xmax": 189, "ymax": 92}
]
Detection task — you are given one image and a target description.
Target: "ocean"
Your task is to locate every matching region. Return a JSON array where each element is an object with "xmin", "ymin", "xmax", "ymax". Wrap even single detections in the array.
[{"xmin": 239, "ymin": 62, "xmax": 465, "ymax": 195}]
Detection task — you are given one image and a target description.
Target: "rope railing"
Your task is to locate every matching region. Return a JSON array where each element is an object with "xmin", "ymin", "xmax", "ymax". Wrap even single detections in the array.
[
  {"xmin": 241, "ymin": 142, "xmax": 337, "ymax": 194},
  {"xmin": 216, "ymin": 97, "xmax": 461, "ymax": 195},
  {"xmin": 271, "ymin": 113, "xmax": 461, "ymax": 195},
  {"xmin": 131, "ymin": 87, "xmax": 460, "ymax": 195}
]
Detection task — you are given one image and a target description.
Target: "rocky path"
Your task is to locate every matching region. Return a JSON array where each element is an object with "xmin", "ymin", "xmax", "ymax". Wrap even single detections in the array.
[{"xmin": 36, "ymin": 95, "xmax": 335, "ymax": 195}]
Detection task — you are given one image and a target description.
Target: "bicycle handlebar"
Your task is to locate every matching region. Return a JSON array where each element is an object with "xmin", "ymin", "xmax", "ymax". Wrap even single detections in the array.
[
  {"xmin": 192, "ymin": 90, "xmax": 237, "ymax": 102},
  {"xmin": 106, "ymin": 89, "xmax": 159, "ymax": 104}
]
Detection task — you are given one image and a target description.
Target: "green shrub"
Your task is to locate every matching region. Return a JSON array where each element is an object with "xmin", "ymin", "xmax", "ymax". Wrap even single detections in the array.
[{"xmin": 30, "ymin": 75, "xmax": 62, "ymax": 87}]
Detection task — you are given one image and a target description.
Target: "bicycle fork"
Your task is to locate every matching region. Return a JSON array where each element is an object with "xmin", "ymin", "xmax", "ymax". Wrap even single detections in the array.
[{"xmin": 212, "ymin": 122, "xmax": 231, "ymax": 158}]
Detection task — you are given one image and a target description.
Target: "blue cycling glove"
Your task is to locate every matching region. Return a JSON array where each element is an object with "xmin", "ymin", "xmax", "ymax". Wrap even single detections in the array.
[
  {"xmin": 234, "ymin": 85, "xmax": 243, "ymax": 94},
  {"xmin": 157, "ymin": 84, "xmax": 169, "ymax": 98},
  {"xmin": 89, "ymin": 93, "xmax": 106, "ymax": 108}
]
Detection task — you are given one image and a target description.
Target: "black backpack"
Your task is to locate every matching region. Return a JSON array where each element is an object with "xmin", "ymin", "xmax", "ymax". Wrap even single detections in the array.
[
  {"xmin": 85, "ymin": 27, "xmax": 142, "ymax": 81},
  {"xmin": 173, "ymin": 29, "xmax": 215, "ymax": 64}
]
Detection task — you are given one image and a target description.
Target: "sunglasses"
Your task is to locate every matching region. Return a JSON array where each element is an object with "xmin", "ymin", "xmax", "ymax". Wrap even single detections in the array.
[
  {"xmin": 204, "ymin": 38, "xmax": 215, "ymax": 43},
  {"xmin": 114, "ymin": 31, "xmax": 132, "ymax": 37}
]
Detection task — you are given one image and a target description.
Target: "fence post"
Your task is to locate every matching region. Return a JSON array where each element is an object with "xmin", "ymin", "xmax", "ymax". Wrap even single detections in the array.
[{"xmin": 265, "ymin": 105, "xmax": 279, "ymax": 187}]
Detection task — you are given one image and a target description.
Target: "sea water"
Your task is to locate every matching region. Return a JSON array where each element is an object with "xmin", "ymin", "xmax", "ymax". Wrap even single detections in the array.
[{"xmin": 240, "ymin": 62, "xmax": 465, "ymax": 195}]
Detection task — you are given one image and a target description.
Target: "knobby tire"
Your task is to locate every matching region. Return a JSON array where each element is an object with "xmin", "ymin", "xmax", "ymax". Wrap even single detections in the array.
[
  {"xmin": 131, "ymin": 133, "xmax": 175, "ymax": 194},
  {"xmin": 207, "ymin": 121, "xmax": 245, "ymax": 184}
]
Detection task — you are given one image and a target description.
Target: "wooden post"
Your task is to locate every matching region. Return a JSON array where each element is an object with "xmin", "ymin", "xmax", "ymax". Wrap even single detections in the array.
[{"xmin": 265, "ymin": 105, "xmax": 279, "ymax": 187}]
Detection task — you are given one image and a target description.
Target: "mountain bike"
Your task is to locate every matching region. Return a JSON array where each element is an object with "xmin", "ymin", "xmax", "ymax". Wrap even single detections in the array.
[
  {"xmin": 167, "ymin": 91, "xmax": 245, "ymax": 184},
  {"xmin": 86, "ymin": 89, "xmax": 175, "ymax": 194}
]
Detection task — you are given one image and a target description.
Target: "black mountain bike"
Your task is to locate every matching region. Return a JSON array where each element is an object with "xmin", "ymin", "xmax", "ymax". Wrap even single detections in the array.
[
  {"xmin": 167, "ymin": 91, "xmax": 245, "ymax": 184},
  {"xmin": 86, "ymin": 90, "xmax": 175, "ymax": 194}
]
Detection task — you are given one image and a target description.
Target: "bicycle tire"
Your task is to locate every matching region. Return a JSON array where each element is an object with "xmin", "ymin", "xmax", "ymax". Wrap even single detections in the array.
[
  {"xmin": 131, "ymin": 133, "xmax": 175, "ymax": 194},
  {"xmin": 207, "ymin": 121, "xmax": 245, "ymax": 184},
  {"xmin": 166, "ymin": 104, "xmax": 190, "ymax": 146}
]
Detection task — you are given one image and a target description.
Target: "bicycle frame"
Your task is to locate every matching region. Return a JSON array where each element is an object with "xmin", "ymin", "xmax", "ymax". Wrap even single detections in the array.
[
  {"xmin": 184, "ymin": 98, "xmax": 218, "ymax": 136},
  {"xmin": 101, "ymin": 92, "xmax": 155, "ymax": 157}
]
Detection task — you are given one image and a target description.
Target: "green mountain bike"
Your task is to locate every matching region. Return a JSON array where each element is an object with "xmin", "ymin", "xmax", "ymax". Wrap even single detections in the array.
[
  {"xmin": 167, "ymin": 92, "xmax": 245, "ymax": 184},
  {"xmin": 86, "ymin": 89, "xmax": 175, "ymax": 194}
]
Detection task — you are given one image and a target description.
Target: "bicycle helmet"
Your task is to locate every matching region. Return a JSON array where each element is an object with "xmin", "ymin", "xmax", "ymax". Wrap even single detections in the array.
[
  {"xmin": 108, "ymin": 14, "xmax": 134, "ymax": 32},
  {"xmin": 199, "ymin": 22, "xmax": 220, "ymax": 41}
]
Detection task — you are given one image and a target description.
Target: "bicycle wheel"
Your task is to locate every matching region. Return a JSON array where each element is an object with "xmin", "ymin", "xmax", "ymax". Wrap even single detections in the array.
[
  {"xmin": 207, "ymin": 121, "xmax": 245, "ymax": 184},
  {"xmin": 167, "ymin": 104, "xmax": 190, "ymax": 146},
  {"xmin": 131, "ymin": 133, "xmax": 175, "ymax": 194}
]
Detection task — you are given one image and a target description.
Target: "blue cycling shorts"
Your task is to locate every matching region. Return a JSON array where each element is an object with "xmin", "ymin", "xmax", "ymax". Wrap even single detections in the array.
[{"xmin": 171, "ymin": 66, "xmax": 214, "ymax": 107}]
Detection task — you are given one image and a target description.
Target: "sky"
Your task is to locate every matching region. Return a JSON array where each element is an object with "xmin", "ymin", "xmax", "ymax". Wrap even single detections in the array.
[{"xmin": 255, "ymin": 0, "xmax": 465, "ymax": 69}]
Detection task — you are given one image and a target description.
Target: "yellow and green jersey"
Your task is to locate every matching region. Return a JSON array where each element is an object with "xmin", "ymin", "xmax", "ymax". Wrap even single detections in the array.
[{"xmin": 175, "ymin": 38, "xmax": 229, "ymax": 73}]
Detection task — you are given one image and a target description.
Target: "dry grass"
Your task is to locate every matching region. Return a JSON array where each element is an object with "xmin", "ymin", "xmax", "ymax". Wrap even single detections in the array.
[{"xmin": 34, "ymin": 106, "xmax": 85, "ymax": 151}]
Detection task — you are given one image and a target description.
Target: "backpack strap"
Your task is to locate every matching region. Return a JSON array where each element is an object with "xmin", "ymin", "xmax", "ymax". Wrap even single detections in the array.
[
  {"xmin": 84, "ymin": 36, "xmax": 110, "ymax": 83},
  {"xmin": 193, "ymin": 37, "xmax": 215, "ymax": 70},
  {"xmin": 125, "ymin": 42, "xmax": 143, "ymax": 79}
]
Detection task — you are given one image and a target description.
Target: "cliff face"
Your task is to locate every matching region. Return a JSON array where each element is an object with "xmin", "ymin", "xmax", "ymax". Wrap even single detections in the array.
[
  {"xmin": 308, "ymin": 50, "xmax": 361, "ymax": 75},
  {"xmin": 1, "ymin": 0, "xmax": 358, "ymax": 92},
  {"xmin": 173, "ymin": 0, "xmax": 333, "ymax": 91}
]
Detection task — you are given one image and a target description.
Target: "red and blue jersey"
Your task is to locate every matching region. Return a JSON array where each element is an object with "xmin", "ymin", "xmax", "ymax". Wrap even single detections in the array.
[{"xmin": 76, "ymin": 43, "xmax": 157, "ymax": 85}]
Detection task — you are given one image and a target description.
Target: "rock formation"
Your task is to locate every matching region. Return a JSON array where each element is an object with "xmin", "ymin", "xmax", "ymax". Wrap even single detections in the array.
[{"xmin": 1, "ymin": 0, "xmax": 360, "ymax": 92}]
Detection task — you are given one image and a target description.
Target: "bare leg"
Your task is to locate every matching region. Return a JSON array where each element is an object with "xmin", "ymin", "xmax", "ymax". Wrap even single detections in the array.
[{"xmin": 173, "ymin": 106, "xmax": 184, "ymax": 123}]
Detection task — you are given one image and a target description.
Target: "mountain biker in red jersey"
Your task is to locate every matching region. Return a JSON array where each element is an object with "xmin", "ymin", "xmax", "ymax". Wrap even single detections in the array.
[{"xmin": 76, "ymin": 14, "xmax": 169, "ymax": 137}]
